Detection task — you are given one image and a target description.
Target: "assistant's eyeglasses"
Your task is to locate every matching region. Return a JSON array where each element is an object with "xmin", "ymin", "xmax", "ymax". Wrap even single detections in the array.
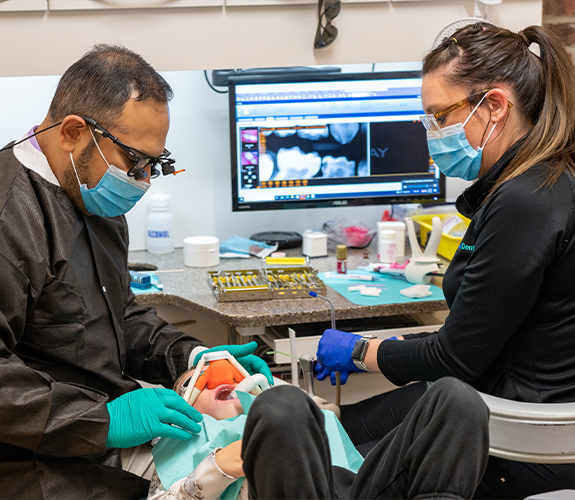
[
  {"xmin": 419, "ymin": 89, "xmax": 490, "ymax": 138},
  {"xmin": 81, "ymin": 116, "xmax": 178, "ymax": 181},
  {"xmin": 420, "ymin": 89, "xmax": 514, "ymax": 138}
]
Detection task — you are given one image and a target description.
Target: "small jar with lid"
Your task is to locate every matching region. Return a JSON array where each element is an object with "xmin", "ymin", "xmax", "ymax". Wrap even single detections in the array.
[{"xmin": 336, "ymin": 244, "xmax": 347, "ymax": 274}]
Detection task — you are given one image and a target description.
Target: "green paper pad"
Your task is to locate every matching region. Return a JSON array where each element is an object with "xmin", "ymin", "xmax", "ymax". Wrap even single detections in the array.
[
  {"xmin": 153, "ymin": 390, "xmax": 364, "ymax": 500},
  {"xmin": 319, "ymin": 269, "xmax": 444, "ymax": 305}
]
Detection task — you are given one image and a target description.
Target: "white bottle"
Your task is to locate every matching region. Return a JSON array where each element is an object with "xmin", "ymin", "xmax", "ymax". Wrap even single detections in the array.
[
  {"xmin": 378, "ymin": 229, "xmax": 397, "ymax": 263},
  {"xmin": 147, "ymin": 193, "xmax": 174, "ymax": 254},
  {"xmin": 377, "ymin": 221, "xmax": 406, "ymax": 258}
]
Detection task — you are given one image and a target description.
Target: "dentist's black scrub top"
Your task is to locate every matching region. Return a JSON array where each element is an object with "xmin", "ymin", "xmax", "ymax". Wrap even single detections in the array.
[
  {"xmin": 0, "ymin": 147, "xmax": 203, "ymax": 499},
  {"xmin": 379, "ymin": 140, "xmax": 575, "ymax": 404}
]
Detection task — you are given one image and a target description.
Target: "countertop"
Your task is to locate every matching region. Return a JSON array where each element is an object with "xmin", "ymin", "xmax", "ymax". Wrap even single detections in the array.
[{"xmin": 129, "ymin": 245, "xmax": 448, "ymax": 328}]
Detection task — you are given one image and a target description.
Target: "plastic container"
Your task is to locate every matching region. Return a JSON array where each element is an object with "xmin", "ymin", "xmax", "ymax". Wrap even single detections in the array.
[
  {"xmin": 147, "ymin": 193, "xmax": 174, "ymax": 254},
  {"xmin": 411, "ymin": 213, "xmax": 471, "ymax": 260},
  {"xmin": 302, "ymin": 231, "xmax": 328, "ymax": 258},
  {"xmin": 377, "ymin": 221, "xmax": 406, "ymax": 258},
  {"xmin": 378, "ymin": 229, "xmax": 397, "ymax": 263},
  {"xmin": 184, "ymin": 236, "xmax": 220, "ymax": 268}
]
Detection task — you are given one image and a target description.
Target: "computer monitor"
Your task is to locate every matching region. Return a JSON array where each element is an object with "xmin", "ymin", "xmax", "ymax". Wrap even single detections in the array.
[{"xmin": 229, "ymin": 70, "xmax": 444, "ymax": 212}]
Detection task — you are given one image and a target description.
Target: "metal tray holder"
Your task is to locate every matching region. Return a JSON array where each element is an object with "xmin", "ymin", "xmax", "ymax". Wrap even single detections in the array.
[{"xmin": 209, "ymin": 264, "xmax": 326, "ymax": 303}]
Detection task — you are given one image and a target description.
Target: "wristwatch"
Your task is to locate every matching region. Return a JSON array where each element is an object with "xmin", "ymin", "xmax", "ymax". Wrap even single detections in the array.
[{"xmin": 351, "ymin": 335, "xmax": 377, "ymax": 372}]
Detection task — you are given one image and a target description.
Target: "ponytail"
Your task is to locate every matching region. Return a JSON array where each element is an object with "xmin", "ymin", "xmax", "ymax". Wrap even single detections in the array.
[
  {"xmin": 505, "ymin": 26, "xmax": 575, "ymax": 187},
  {"xmin": 423, "ymin": 24, "xmax": 575, "ymax": 193}
]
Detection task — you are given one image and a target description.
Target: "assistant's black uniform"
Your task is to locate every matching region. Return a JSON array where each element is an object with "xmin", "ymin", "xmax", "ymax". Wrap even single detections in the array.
[
  {"xmin": 379, "ymin": 139, "xmax": 575, "ymax": 403},
  {"xmin": 0, "ymin": 147, "xmax": 203, "ymax": 499},
  {"xmin": 344, "ymin": 140, "xmax": 575, "ymax": 497}
]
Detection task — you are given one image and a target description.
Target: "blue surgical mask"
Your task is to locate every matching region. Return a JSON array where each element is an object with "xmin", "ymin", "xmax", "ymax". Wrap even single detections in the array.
[
  {"xmin": 70, "ymin": 129, "xmax": 150, "ymax": 217},
  {"xmin": 426, "ymin": 95, "xmax": 497, "ymax": 181}
]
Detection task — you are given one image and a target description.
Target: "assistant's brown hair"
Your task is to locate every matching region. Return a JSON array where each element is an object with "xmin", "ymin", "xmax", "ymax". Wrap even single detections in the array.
[{"xmin": 423, "ymin": 23, "xmax": 575, "ymax": 193}]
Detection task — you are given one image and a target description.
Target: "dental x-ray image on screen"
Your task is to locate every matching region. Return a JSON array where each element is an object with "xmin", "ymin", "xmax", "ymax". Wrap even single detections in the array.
[
  {"xmin": 260, "ymin": 123, "xmax": 367, "ymax": 182},
  {"xmin": 229, "ymin": 70, "xmax": 444, "ymax": 211}
]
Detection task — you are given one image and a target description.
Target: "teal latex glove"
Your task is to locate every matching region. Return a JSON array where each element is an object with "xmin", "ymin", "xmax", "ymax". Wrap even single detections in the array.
[
  {"xmin": 106, "ymin": 388, "xmax": 203, "ymax": 449},
  {"xmin": 193, "ymin": 341, "xmax": 274, "ymax": 386}
]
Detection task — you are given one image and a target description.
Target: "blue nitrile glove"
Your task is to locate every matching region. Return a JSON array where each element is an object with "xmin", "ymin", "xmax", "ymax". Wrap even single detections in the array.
[
  {"xmin": 315, "ymin": 329, "xmax": 363, "ymax": 386},
  {"xmin": 106, "ymin": 388, "xmax": 203, "ymax": 449},
  {"xmin": 193, "ymin": 341, "xmax": 274, "ymax": 386}
]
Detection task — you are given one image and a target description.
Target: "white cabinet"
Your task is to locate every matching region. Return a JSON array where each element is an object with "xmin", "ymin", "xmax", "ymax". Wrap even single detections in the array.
[
  {"xmin": 0, "ymin": 0, "xmax": 46, "ymax": 11},
  {"xmin": 48, "ymin": 0, "xmax": 222, "ymax": 10}
]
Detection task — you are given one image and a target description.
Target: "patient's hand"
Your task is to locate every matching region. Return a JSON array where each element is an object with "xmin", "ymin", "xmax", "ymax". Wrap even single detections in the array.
[{"xmin": 215, "ymin": 439, "xmax": 244, "ymax": 478}]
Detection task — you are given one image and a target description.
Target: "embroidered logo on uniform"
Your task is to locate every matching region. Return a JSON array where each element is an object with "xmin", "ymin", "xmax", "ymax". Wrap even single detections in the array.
[{"xmin": 459, "ymin": 243, "xmax": 475, "ymax": 251}]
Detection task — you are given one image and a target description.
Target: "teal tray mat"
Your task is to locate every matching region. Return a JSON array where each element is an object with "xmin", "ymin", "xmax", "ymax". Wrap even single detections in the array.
[{"xmin": 319, "ymin": 269, "xmax": 444, "ymax": 306}]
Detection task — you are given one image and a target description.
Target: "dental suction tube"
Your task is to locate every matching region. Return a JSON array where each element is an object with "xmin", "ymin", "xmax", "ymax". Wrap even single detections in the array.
[
  {"xmin": 309, "ymin": 291, "xmax": 342, "ymax": 407},
  {"xmin": 309, "ymin": 291, "xmax": 336, "ymax": 330}
]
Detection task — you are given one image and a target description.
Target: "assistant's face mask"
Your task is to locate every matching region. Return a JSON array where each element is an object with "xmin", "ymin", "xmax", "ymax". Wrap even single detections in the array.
[
  {"xmin": 426, "ymin": 93, "xmax": 497, "ymax": 181},
  {"xmin": 70, "ymin": 129, "xmax": 150, "ymax": 217}
]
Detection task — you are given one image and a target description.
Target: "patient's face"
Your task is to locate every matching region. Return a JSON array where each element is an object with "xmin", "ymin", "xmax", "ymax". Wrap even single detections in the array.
[{"xmin": 176, "ymin": 368, "xmax": 244, "ymax": 420}]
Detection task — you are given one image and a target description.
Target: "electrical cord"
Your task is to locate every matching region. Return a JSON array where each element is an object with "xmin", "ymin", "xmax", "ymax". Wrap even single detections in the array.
[{"xmin": 204, "ymin": 70, "xmax": 229, "ymax": 94}]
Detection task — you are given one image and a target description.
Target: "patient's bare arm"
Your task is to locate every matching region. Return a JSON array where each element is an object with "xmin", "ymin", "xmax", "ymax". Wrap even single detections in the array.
[{"xmin": 215, "ymin": 439, "xmax": 244, "ymax": 478}]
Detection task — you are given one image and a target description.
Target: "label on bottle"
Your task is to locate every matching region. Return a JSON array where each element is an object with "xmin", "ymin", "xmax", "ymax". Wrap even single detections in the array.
[
  {"xmin": 148, "ymin": 230, "xmax": 170, "ymax": 238},
  {"xmin": 337, "ymin": 259, "xmax": 347, "ymax": 274}
]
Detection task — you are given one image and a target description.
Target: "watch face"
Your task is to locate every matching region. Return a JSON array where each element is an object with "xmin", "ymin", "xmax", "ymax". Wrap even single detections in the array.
[{"xmin": 351, "ymin": 339, "xmax": 364, "ymax": 360}]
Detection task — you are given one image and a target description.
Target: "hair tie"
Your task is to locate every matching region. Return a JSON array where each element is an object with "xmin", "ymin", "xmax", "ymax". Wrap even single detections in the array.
[
  {"xmin": 452, "ymin": 37, "xmax": 458, "ymax": 44},
  {"xmin": 518, "ymin": 30, "xmax": 530, "ymax": 47}
]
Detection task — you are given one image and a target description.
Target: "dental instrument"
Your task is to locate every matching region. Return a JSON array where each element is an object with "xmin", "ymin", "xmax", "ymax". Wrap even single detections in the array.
[
  {"xmin": 324, "ymin": 272, "xmax": 375, "ymax": 281},
  {"xmin": 183, "ymin": 350, "xmax": 262, "ymax": 407}
]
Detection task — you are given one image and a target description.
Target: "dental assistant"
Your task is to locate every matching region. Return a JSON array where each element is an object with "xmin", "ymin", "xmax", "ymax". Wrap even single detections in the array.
[
  {"xmin": 0, "ymin": 44, "xmax": 270, "ymax": 500},
  {"xmin": 317, "ymin": 24, "xmax": 575, "ymax": 497}
]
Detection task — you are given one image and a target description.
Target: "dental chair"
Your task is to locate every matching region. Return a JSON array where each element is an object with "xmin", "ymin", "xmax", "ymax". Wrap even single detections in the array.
[{"xmin": 478, "ymin": 392, "xmax": 575, "ymax": 499}]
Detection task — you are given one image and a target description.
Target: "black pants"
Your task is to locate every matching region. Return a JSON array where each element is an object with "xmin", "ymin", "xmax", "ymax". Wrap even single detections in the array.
[
  {"xmin": 242, "ymin": 378, "xmax": 489, "ymax": 500},
  {"xmin": 342, "ymin": 383, "xmax": 575, "ymax": 499}
]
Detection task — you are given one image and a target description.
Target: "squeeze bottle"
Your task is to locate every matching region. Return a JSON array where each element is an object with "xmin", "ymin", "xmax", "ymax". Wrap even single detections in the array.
[{"xmin": 147, "ymin": 193, "xmax": 174, "ymax": 254}]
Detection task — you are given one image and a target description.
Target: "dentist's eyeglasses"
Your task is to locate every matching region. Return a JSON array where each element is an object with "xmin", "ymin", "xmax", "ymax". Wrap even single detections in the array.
[
  {"xmin": 314, "ymin": 0, "xmax": 341, "ymax": 49},
  {"xmin": 82, "ymin": 116, "xmax": 177, "ymax": 181}
]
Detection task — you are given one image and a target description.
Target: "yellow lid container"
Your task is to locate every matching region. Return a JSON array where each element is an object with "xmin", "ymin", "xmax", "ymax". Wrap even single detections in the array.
[{"xmin": 411, "ymin": 214, "xmax": 470, "ymax": 260}]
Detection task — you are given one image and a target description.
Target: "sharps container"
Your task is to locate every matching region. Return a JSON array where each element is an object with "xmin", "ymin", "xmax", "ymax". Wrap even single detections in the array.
[
  {"xmin": 377, "ymin": 221, "xmax": 406, "ymax": 258},
  {"xmin": 183, "ymin": 236, "xmax": 220, "ymax": 268},
  {"xmin": 147, "ymin": 193, "xmax": 174, "ymax": 254}
]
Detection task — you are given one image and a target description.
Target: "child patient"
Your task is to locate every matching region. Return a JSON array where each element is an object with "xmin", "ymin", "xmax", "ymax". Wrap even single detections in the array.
[
  {"xmin": 148, "ymin": 364, "xmax": 249, "ymax": 500},
  {"xmin": 149, "ymin": 356, "xmax": 491, "ymax": 500}
]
